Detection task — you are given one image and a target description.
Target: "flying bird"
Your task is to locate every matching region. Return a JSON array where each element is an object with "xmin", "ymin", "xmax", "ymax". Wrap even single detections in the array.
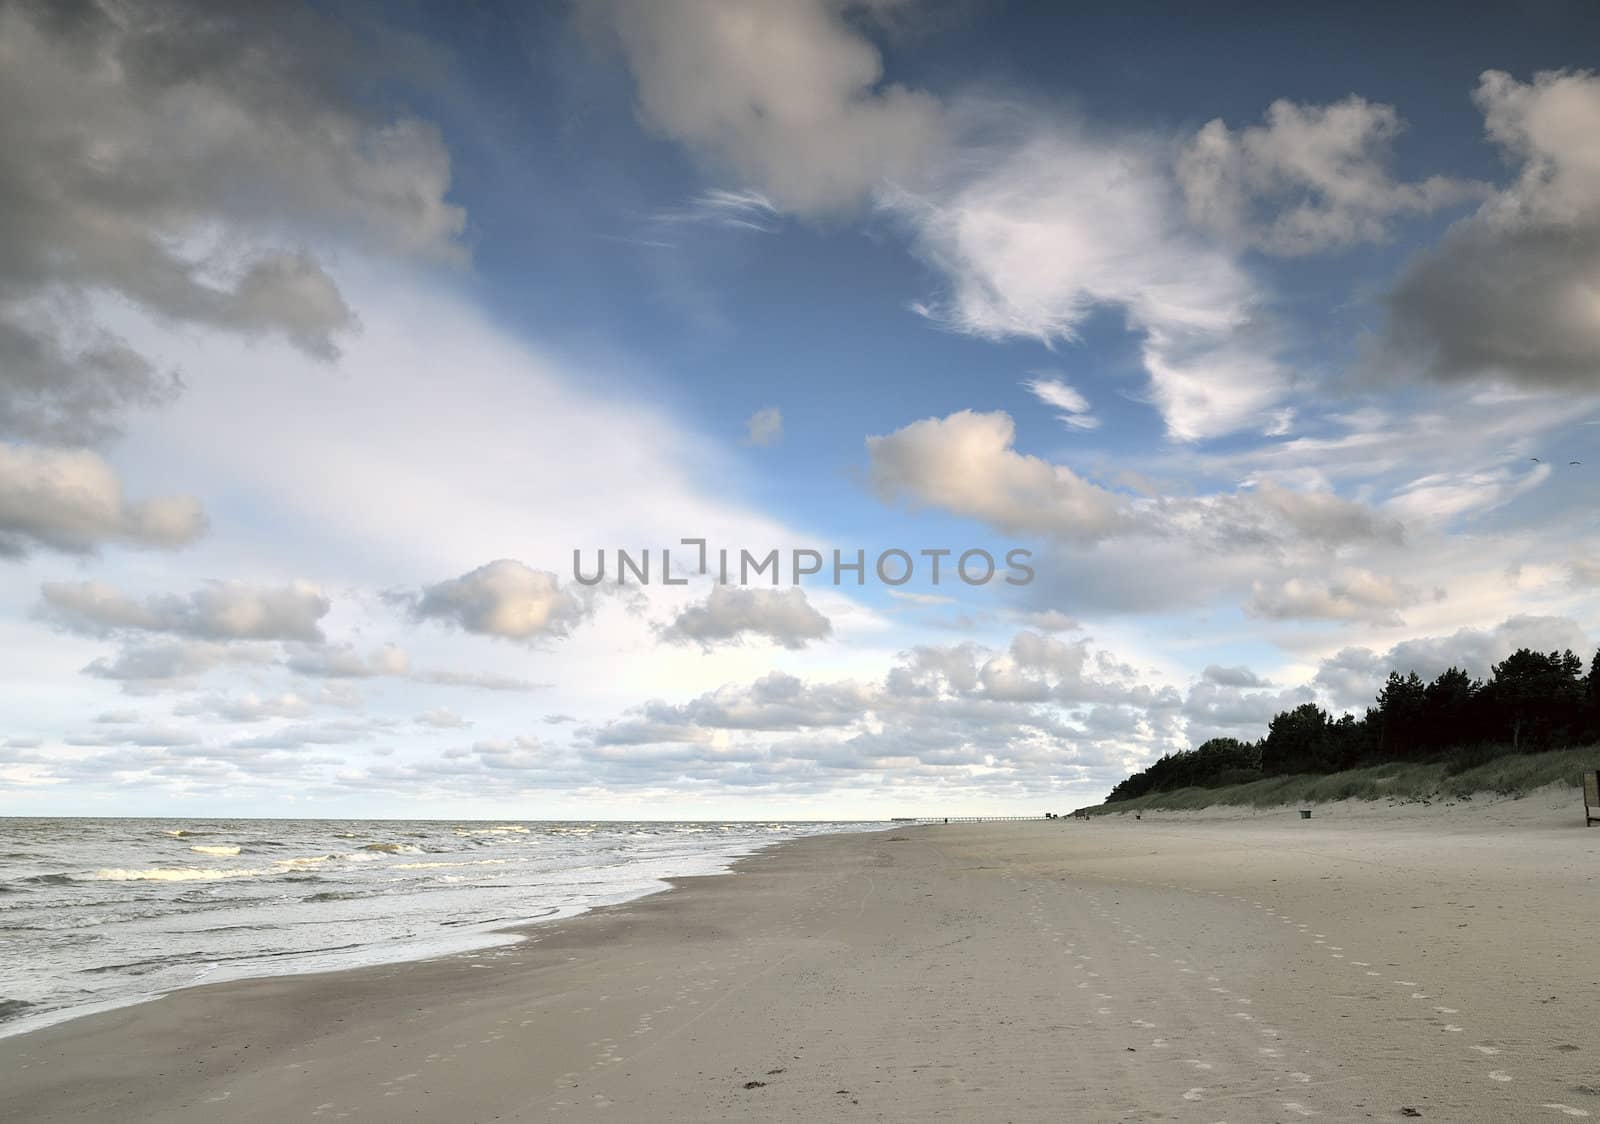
[
  {"xmin": 1572, "ymin": 460, "xmax": 1583, "ymax": 466},
  {"xmin": 1530, "ymin": 457, "xmax": 1541, "ymax": 463}
]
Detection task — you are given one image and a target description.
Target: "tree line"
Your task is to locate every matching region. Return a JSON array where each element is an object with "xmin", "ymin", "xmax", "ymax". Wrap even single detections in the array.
[{"xmin": 1104, "ymin": 648, "xmax": 1600, "ymax": 803}]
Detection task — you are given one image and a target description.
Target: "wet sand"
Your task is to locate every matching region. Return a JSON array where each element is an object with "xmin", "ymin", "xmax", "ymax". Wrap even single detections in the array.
[{"xmin": 4, "ymin": 788, "xmax": 1598, "ymax": 1122}]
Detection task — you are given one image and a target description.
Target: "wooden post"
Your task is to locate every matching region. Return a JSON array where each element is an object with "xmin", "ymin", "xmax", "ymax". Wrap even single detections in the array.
[{"xmin": 1584, "ymin": 771, "xmax": 1599, "ymax": 827}]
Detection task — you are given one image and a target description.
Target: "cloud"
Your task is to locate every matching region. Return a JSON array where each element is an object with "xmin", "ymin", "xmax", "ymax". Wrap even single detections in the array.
[
  {"xmin": 415, "ymin": 707, "xmax": 471, "ymax": 729},
  {"xmin": 1183, "ymin": 679, "xmax": 1313, "ymax": 741},
  {"xmin": 411, "ymin": 669, "xmax": 546, "ymax": 693},
  {"xmin": 1252, "ymin": 480, "xmax": 1405, "ymax": 546},
  {"xmin": 867, "ymin": 410, "xmax": 1123, "ymax": 539},
  {"xmin": 591, "ymin": 670, "xmax": 872, "ymax": 745},
  {"xmin": 83, "ymin": 639, "xmax": 274, "ymax": 688},
  {"xmin": 1314, "ymin": 613, "xmax": 1595, "ymax": 709},
  {"xmin": 284, "ymin": 642, "xmax": 410, "ymax": 680},
  {"xmin": 1023, "ymin": 374, "xmax": 1099, "ymax": 430},
  {"xmin": 1178, "ymin": 96, "xmax": 1477, "ymax": 254},
  {"xmin": 0, "ymin": 0, "xmax": 464, "ymax": 445},
  {"xmin": 39, "ymin": 579, "xmax": 330, "ymax": 641},
  {"xmin": 1245, "ymin": 569, "xmax": 1422, "ymax": 624},
  {"xmin": 0, "ymin": 443, "xmax": 206, "ymax": 556},
  {"xmin": 864, "ymin": 410, "xmax": 1399, "ymax": 553},
  {"xmin": 408, "ymin": 560, "xmax": 594, "ymax": 643},
  {"xmin": 1202, "ymin": 664, "xmax": 1270, "ymax": 688},
  {"xmin": 580, "ymin": 0, "xmax": 942, "ymax": 216},
  {"xmin": 744, "ymin": 406, "xmax": 784, "ymax": 447},
  {"xmin": 660, "ymin": 585, "xmax": 832, "ymax": 650},
  {"xmin": 174, "ymin": 692, "xmax": 320, "ymax": 722},
  {"xmin": 884, "ymin": 105, "xmax": 1284, "ymax": 440},
  {"xmin": 1380, "ymin": 70, "xmax": 1600, "ymax": 390},
  {"xmin": 662, "ymin": 188, "xmax": 782, "ymax": 232}
]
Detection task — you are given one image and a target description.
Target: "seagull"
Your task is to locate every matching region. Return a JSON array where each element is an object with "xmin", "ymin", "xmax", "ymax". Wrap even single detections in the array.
[
  {"xmin": 1530, "ymin": 457, "xmax": 1541, "ymax": 463},
  {"xmin": 1572, "ymin": 460, "xmax": 1583, "ymax": 466}
]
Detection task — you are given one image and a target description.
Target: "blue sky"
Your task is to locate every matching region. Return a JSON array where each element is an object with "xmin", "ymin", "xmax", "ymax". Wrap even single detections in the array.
[{"xmin": 3, "ymin": 0, "xmax": 1600, "ymax": 819}]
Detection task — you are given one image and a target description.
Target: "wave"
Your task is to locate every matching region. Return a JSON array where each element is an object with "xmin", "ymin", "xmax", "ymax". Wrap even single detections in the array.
[
  {"xmin": 392, "ymin": 859, "xmax": 510, "ymax": 870},
  {"xmin": 0, "ymin": 998, "xmax": 33, "ymax": 1023},
  {"xmin": 90, "ymin": 867, "xmax": 262, "ymax": 883},
  {"xmin": 272, "ymin": 855, "xmax": 336, "ymax": 869},
  {"xmin": 162, "ymin": 830, "xmax": 210, "ymax": 838},
  {"xmin": 359, "ymin": 843, "xmax": 424, "ymax": 854},
  {"xmin": 22, "ymin": 873, "xmax": 75, "ymax": 886},
  {"xmin": 303, "ymin": 890, "xmax": 379, "ymax": 903},
  {"xmin": 453, "ymin": 826, "xmax": 530, "ymax": 836},
  {"xmin": 189, "ymin": 845, "xmax": 241, "ymax": 857}
]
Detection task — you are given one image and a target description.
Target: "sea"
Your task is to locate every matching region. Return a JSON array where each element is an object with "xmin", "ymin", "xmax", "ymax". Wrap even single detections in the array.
[{"xmin": 0, "ymin": 817, "xmax": 881, "ymax": 1038}]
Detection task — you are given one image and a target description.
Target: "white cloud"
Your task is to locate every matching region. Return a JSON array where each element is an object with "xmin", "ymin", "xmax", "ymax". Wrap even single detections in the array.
[
  {"xmin": 0, "ymin": 443, "xmax": 206, "ymax": 556},
  {"xmin": 285, "ymin": 643, "xmax": 411, "ymax": 680},
  {"xmin": 409, "ymin": 560, "xmax": 594, "ymax": 643},
  {"xmin": 1023, "ymin": 374, "xmax": 1099, "ymax": 430},
  {"xmin": 660, "ymin": 585, "xmax": 832, "ymax": 650},
  {"xmin": 582, "ymin": 0, "xmax": 942, "ymax": 216},
  {"xmin": 867, "ymin": 410, "xmax": 1122, "ymax": 539},
  {"xmin": 1178, "ymin": 96, "xmax": 1477, "ymax": 254},
  {"xmin": 885, "ymin": 106, "xmax": 1285, "ymax": 440},
  {"xmin": 39, "ymin": 579, "xmax": 329, "ymax": 642},
  {"xmin": 415, "ymin": 707, "xmax": 471, "ymax": 729},
  {"xmin": 744, "ymin": 406, "xmax": 784, "ymax": 447}
]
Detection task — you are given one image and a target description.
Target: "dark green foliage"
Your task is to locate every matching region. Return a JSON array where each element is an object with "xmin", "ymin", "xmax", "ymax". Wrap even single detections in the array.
[{"xmin": 1103, "ymin": 647, "xmax": 1600, "ymax": 802}]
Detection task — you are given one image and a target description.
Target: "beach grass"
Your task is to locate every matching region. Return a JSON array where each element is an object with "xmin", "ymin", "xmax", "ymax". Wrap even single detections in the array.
[{"xmin": 1087, "ymin": 744, "xmax": 1600, "ymax": 814}]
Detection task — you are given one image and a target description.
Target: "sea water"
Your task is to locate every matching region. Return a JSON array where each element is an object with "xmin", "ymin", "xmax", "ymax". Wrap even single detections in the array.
[{"xmin": 0, "ymin": 817, "xmax": 878, "ymax": 1037}]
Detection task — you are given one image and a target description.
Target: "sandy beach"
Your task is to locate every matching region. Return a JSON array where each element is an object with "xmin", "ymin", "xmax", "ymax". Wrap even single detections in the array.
[{"xmin": 4, "ymin": 791, "xmax": 1598, "ymax": 1122}]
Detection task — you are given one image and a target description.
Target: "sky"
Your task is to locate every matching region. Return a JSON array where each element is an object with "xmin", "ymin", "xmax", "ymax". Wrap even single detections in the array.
[{"xmin": 3, "ymin": 0, "xmax": 1600, "ymax": 820}]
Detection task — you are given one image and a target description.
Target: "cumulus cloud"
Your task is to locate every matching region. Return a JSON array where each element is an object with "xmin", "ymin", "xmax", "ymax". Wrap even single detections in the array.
[
  {"xmin": 1202, "ymin": 664, "xmax": 1270, "ymax": 688},
  {"xmin": 39, "ymin": 579, "xmax": 329, "ymax": 641},
  {"xmin": 1183, "ymin": 679, "xmax": 1314, "ymax": 742},
  {"xmin": 864, "ymin": 410, "xmax": 1399, "ymax": 553},
  {"xmin": 868, "ymin": 410, "xmax": 1123, "ymax": 539},
  {"xmin": 83, "ymin": 638, "xmax": 275, "ymax": 689},
  {"xmin": 1381, "ymin": 69, "xmax": 1600, "ymax": 390},
  {"xmin": 408, "ymin": 560, "xmax": 594, "ymax": 643},
  {"xmin": 1245, "ymin": 569, "xmax": 1422, "ymax": 624},
  {"xmin": 285, "ymin": 642, "xmax": 410, "ymax": 679},
  {"xmin": 1314, "ymin": 613, "xmax": 1595, "ymax": 709},
  {"xmin": 744, "ymin": 406, "xmax": 784, "ymax": 447},
  {"xmin": 0, "ymin": 0, "xmax": 463, "ymax": 444},
  {"xmin": 1178, "ymin": 95, "xmax": 1477, "ymax": 254},
  {"xmin": 581, "ymin": 0, "xmax": 942, "ymax": 217},
  {"xmin": 174, "ymin": 692, "xmax": 319, "ymax": 722},
  {"xmin": 591, "ymin": 670, "xmax": 871, "ymax": 745},
  {"xmin": 0, "ymin": 443, "xmax": 206, "ymax": 555},
  {"xmin": 660, "ymin": 586, "xmax": 832, "ymax": 650},
  {"xmin": 884, "ymin": 106, "xmax": 1284, "ymax": 440}
]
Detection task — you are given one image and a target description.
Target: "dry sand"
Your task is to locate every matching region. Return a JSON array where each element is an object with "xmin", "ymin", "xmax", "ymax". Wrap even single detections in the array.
[{"xmin": 3, "ymin": 787, "xmax": 1598, "ymax": 1122}]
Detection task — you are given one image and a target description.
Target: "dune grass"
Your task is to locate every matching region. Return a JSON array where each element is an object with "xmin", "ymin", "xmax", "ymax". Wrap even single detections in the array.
[{"xmin": 1087, "ymin": 745, "xmax": 1599, "ymax": 815}]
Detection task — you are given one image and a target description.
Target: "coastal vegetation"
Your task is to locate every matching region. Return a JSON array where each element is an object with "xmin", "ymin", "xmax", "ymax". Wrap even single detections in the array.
[{"xmin": 1097, "ymin": 648, "xmax": 1600, "ymax": 812}]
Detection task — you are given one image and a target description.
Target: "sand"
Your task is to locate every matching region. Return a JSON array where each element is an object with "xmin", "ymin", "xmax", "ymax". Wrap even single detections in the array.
[{"xmin": 3, "ymin": 787, "xmax": 1598, "ymax": 1122}]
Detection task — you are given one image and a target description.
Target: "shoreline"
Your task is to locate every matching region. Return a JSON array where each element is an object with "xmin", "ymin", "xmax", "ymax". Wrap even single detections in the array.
[
  {"xmin": 0, "ymin": 823, "xmax": 876, "ymax": 1045},
  {"xmin": 5, "ymin": 802, "xmax": 1598, "ymax": 1121}
]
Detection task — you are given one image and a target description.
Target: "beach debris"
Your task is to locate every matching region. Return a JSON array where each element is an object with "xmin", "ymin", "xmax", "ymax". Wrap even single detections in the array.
[
  {"xmin": 742, "ymin": 1080, "xmax": 767, "ymax": 1089},
  {"xmin": 1400, "ymin": 1108, "xmax": 1422, "ymax": 1117}
]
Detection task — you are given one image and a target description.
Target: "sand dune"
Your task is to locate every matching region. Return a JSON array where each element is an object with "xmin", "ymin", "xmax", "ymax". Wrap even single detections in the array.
[{"xmin": 3, "ymin": 787, "xmax": 1597, "ymax": 1121}]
